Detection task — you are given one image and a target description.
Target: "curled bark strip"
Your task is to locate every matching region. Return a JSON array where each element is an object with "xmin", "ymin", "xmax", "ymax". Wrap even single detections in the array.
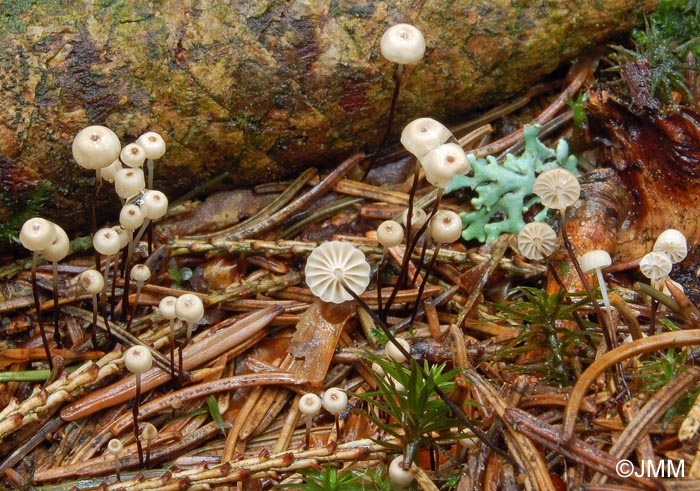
[
  {"xmin": 60, "ymin": 306, "xmax": 283, "ymax": 421},
  {"xmin": 562, "ymin": 330, "xmax": 700, "ymax": 442}
]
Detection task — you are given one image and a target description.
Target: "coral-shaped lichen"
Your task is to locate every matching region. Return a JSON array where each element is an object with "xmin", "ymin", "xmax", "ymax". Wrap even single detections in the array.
[{"xmin": 447, "ymin": 125, "xmax": 577, "ymax": 243}]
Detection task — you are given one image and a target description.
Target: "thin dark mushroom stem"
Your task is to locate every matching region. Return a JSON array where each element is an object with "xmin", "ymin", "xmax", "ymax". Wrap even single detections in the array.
[
  {"xmin": 341, "ymin": 281, "xmax": 512, "ymax": 463},
  {"xmin": 31, "ymin": 252, "xmax": 53, "ymax": 371},
  {"xmin": 559, "ymin": 211, "xmax": 629, "ymax": 397}
]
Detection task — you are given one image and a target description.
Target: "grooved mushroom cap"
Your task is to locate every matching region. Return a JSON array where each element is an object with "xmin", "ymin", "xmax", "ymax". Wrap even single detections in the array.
[
  {"xmin": 321, "ymin": 388, "xmax": 347, "ymax": 415},
  {"xmin": 402, "ymin": 207, "xmax": 427, "ymax": 230},
  {"xmin": 159, "ymin": 296, "xmax": 177, "ymax": 320},
  {"xmin": 385, "ymin": 338, "xmax": 410, "ymax": 363},
  {"xmin": 299, "ymin": 393, "xmax": 322, "ymax": 416},
  {"xmin": 120, "ymin": 143, "xmax": 146, "ymax": 168},
  {"xmin": 136, "ymin": 132, "xmax": 166, "ymax": 160},
  {"xmin": 377, "ymin": 220, "xmax": 404, "ymax": 248},
  {"xmin": 79, "ymin": 269, "xmax": 104, "ymax": 295},
  {"xmin": 93, "ymin": 228, "xmax": 121, "ymax": 256},
  {"xmin": 429, "ymin": 209, "xmax": 462, "ymax": 244},
  {"xmin": 517, "ymin": 222, "xmax": 557, "ymax": 260},
  {"xmin": 120, "ymin": 204, "xmax": 144, "ymax": 231},
  {"xmin": 420, "ymin": 143, "xmax": 471, "ymax": 189},
  {"xmin": 579, "ymin": 250, "xmax": 612, "ymax": 273},
  {"xmin": 653, "ymin": 229, "xmax": 687, "ymax": 264},
  {"xmin": 72, "ymin": 125, "xmax": 121, "ymax": 170},
  {"xmin": 304, "ymin": 241, "xmax": 371, "ymax": 304},
  {"xmin": 20, "ymin": 217, "xmax": 56, "ymax": 252},
  {"xmin": 389, "ymin": 456, "xmax": 415, "ymax": 487},
  {"xmin": 380, "ymin": 23, "xmax": 426, "ymax": 65},
  {"xmin": 40, "ymin": 224, "xmax": 69, "ymax": 262},
  {"xmin": 141, "ymin": 190, "xmax": 168, "ymax": 220},
  {"xmin": 124, "ymin": 345, "xmax": 153, "ymax": 374},
  {"xmin": 114, "ymin": 168, "xmax": 146, "ymax": 199},
  {"xmin": 532, "ymin": 168, "xmax": 580, "ymax": 210},
  {"xmin": 175, "ymin": 293, "xmax": 204, "ymax": 323},
  {"xmin": 639, "ymin": 251, "xmax": 673, "ymax": 282},
  {"xmin": 130, "ymin": 264, "xmax": 151, "ymax": 283},
  {"xmin": 107, "ymin": 439, "xmax": 123, "ymax": 455},
  {"xmin": 400, "ymin": 118, "xmax": 451, "ymax": 159}
]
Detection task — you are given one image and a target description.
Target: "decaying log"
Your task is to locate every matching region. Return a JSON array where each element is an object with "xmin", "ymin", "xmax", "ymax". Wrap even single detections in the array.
[
  {"xmin": 0, "ymin": 0, "xmax": 655, "ymax": 240},
  {"xmin": 585, "ymin": 85, "xmax": 700, "ymax": 261}
]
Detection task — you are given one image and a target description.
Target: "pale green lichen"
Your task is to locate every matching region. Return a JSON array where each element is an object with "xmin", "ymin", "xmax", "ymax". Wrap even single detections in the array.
[{"xmin": 447, "ymin": 124, "xmax": 577, "ymax": 243}]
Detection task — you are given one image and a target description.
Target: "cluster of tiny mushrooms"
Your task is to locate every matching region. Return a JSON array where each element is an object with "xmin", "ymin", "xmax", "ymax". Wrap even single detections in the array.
[{"xmin": 12, "ymin": 20, "xmax": 692, "ymax": 488}]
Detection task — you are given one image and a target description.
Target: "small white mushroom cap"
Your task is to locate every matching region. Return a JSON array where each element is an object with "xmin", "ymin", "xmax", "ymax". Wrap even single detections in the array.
[
  {"xmin": 429, "ymin": 209, "xmax": 463, "ymax": 244},
  {"xmin": 299, "ymin": 393, "xmax": 322, "ymax": 416},
  {"xmin": 72, "ymin": 125, "xmax": 121, "ymax": 170},
  {"xmin": 653, "ymin": 229, "xmax": 687, "ymax": 264},
  {"xmin": 175, "ymin": 293, "xmax": 204, "ymax": 324},
  {"xmin": 141, "ymin": 190, "xmax": 168, "ymax": 220},
  {"xmin": 120, "ymin": 204, "xmax": 144, "ymax": 231},
  {"xmin": 159, "ymin": 296, "xmax": 177, "ymax": 320},
  {"xmin": 114, "ymin": 168, "xmax": 145, "ymax": 199},
  {"xmin": 40, "ymin": 224, "xmax": 70, "ymax": 262},
  {"xmin": 107, "ymin": 438, "xmax": 123, "ymax": 455},
  {"xmin": 124, "ymin": 345, "xmax": 153, "ymax": 374},
  {"xmin": 532, "ymin": 168, "xmax": 581, "ymax": 210},
  {"xmin": 385, "ymin": 338, "xmax": 410, "ymax": 363},
  {"xmin": 401, "ymin": 207, "xmax": 428, "ymax": 230},
  {"xmin": 136, "ymin": 132, "xmax": 166, "ymax": 160},
  {"xmin": 130, "ymin": 264, "xmax": 151, "ymax": 283},
  {"xmin": 141, "ymin": 422, "xmax": 158, "ymax": 441},
  {"xmin": 420, "ymin": 143, "xmax": 470, "ymax": 189},
  {"xmin": 101, "ymin": 159, "xmax": 122, "ymax": 183},
  {"xmin": 579, "ymin": 250, "xmax": 612, "ymax": 273},
  {"xmin": 305, "ymin": 241, "xmax": 371, "ymax": 304},
  {"xmin": 639, "ymin": 251, "xmax": 673, "ymax": 283},
  {"xmin": 380, "ymin": 23, "xmax": 426, "ymax": 65},
  {"xmin": 388, "ymin": 456, "xmax": 415, "ymax": 487},
  {"xmin": 20, "ymin": 217, "xmax": 56, "ymax": 252},
  {"xmin": 377, "ymin": 220, "xmax": 404, "ymax": 248},
  {"xmin": 93, "ymin": 228, "xmax": 121, "ymax": 256},
  {"xmin": 111, "ymin": 226, "xmax": 130, "ymax": 249},
  {"xmin": 120, "ymin": 143, "xmax": 146, "ymax": 168},
  {"xmin": 321, "ymin": 387, "xmax": 347, "ymax": 415},
  {"xmin": 400, "ymin": 118, "xmax": 451, "ymax": 159},
  {"xmin": 517, "ymin": 222, "xmax": 557, "ymax": 260},
  {"xmin": 79, "ymin": 269, "xmax": 104, "ymax": 295}
]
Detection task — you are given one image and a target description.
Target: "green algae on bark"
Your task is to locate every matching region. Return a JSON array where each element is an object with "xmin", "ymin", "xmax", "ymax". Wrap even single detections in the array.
[{"xmin": 0, "ymin": 0, "xmax": 655, "ymax": 240}]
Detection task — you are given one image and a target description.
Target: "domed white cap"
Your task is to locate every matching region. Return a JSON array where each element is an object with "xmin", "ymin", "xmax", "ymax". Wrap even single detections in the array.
[
  {"xmin": 400, "ymin": 118, "xmax": 451, "ymax": 159},
  {"xmin": 579, "ymin": 250, "xmax": 612, "ymax": 273},
  {"xmin": 380, "ymin": 23, "xmax": 426, "ymax": 65},
  {"xmin": 72, "ymin": 125, "xmax": 121, "ymax": 170},
  {"xmin": 653, "ymin": 229, "xmax": 687, "ymax": 264}
]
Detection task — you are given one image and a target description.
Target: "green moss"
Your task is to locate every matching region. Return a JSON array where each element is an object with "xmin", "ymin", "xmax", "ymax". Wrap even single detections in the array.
[{"xmin": 0, "ymin": 183, "xmax": 50, "ymax": 246}]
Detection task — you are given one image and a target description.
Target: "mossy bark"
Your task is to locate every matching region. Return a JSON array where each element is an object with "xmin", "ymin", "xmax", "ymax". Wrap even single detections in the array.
[{"xmin": 0, "ymin": 0, "xmax": 655, "ymax": 238}]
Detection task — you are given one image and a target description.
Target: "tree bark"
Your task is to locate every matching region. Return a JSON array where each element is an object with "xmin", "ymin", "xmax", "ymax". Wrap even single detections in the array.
[{"xmin": 0, "ymin": 0, "xmax": 656, "ymax": 239}]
